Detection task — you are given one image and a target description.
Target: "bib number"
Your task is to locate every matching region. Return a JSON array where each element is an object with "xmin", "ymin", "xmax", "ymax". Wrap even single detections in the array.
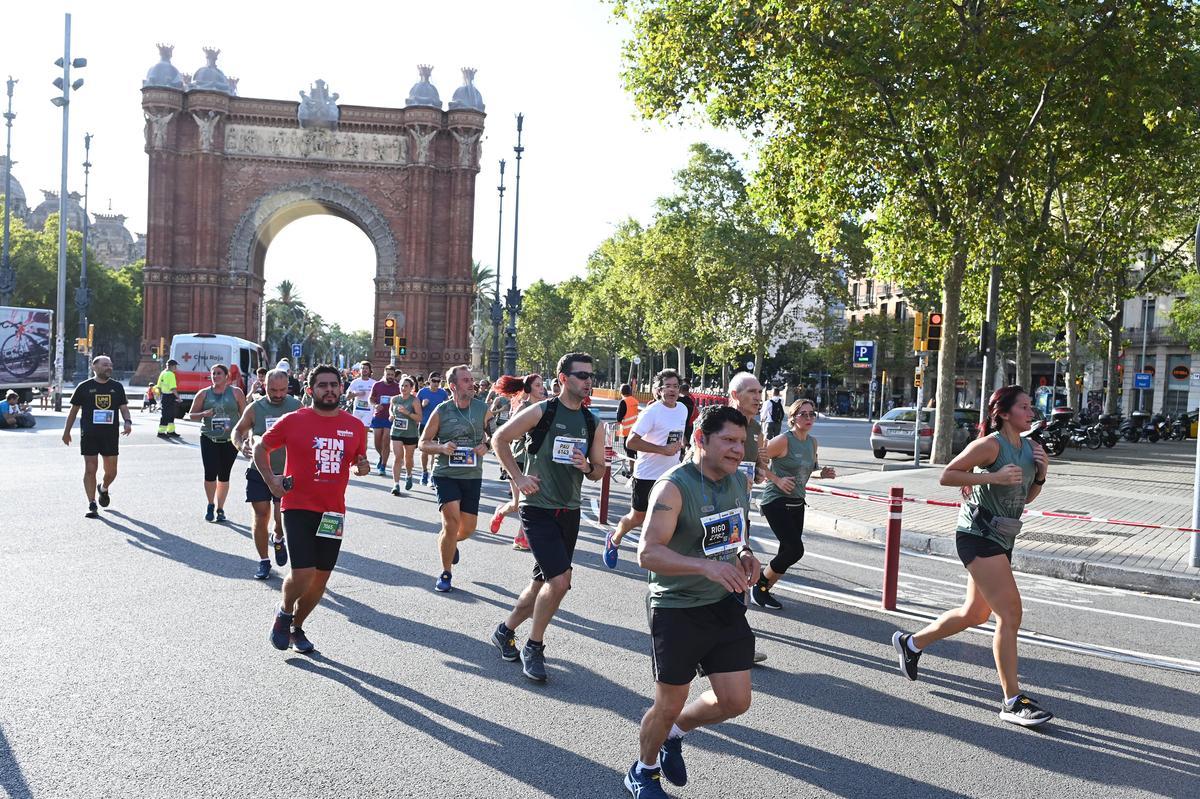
[
  {"xmin": 450, "ymin": 446, "xmax": 477, "ymax": 467},
  {"xmin": 355, "ymin": 399, "xmax": 369, "ymax": 411},
  {"xmin": 315, "ymin": 511, "xmax": 345, "ymax": 540},
  {"xmin": 393, "ymin": 416, "xmax": 409, "ymax": 432},
  {"xmin": 211, "ymin": 415, "xmax": 230, "ymax": 435},
  {"xmin": 700, "ymin": 508, "xmax": 746, "ymax": 559},
  {"xmin": 264, "ymin": 416, "xmax": 279, "ymax": 430},
  {"xmin": 92, "ymin": 409, "xmax": 114, "ymax": 425},
  {"xmin": 666, "ymin": 430, "xmax": 683, "ymax": 446},
  {"xmin": 738, "ymin": 461, "xmax": 756, "ymax": 481},
  {"xmin": 551, "ymin": 436, "xmax": 587, "ymax": 465},
  {"xmin": 379, "ymin": 395, "xmax": 391, "ymax": 406}
]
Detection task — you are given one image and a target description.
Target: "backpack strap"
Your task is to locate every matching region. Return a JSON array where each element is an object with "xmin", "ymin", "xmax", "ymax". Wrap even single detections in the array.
[{"xmin": 526, "ymin": 398, "xmax": 560, "ymax": 456}]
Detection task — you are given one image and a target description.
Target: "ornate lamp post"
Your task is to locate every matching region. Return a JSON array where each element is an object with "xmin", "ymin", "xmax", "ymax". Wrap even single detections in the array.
[
  {"xmin": 503, "ymin": 114, "xmax": 524, "ymax": 376},
  {"xmin": 0, "ymin": 77, "xmax": 16, "ymax": 305},
  {"xmin": 489, "ymin": 159, "xmax": 505, "ymax": 380},
  {"xmin": 74, "ymin": 132, "xmax": 92, "ymax": 380}
]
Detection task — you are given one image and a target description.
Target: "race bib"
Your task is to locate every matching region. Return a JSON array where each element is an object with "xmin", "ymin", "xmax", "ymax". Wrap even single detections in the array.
[
  {"xmin": 737, "ymin": 461, "xmax": 756, "ymax": 481},
  {"xmin": 393, "ymin": 416, "xmax": 409, "ymax": 431},
  {"xmin": 700, "ymin": 508, "xmax": 746, "ymax": 559},
  {"xmin": 499, "ymin": 411, "xmax": 510, "ymax": 422},
  {"xmin": 264, "ymin": 416, "xmax": 279, "ymax": 430},
  {"xmin": 551, "ymin": 436, "xmax": 587, "ymax": 465},
  {"xmin": 92, "ymin": 409, "xmax": 114, "ymax": 425},
  {"xmin": 315, "ymin": 511, "xmax": 345, "ymax": 540},
  {"xmin": 379, "ymin": 395, "xmax": 391, "ymax": 406},
  {"xmin": 666, "ymin": 430, "xmax": 683, "ymax": 446},
  {"xmin": 211, "ymin": 415, "xmax": 231, "ymax": 436},
  {"xmin": 355, "ymin": 399, "xmax": 369, "ymax": 411},
  {"xmin": 450, "ymin": 446, "xmax": 477, "ymax": 467}
]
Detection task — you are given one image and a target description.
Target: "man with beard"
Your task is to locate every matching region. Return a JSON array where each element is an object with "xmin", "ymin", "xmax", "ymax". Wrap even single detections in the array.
[
  {"xmin": 258, "ymin": 364, "xmax": 370, "ymax": 654},
  {"xmin": 63, "ymin": 356, "xmax": 133, "ymax": 518},
  {"xmin": 369, "ymin": 365, "xmax": 401, "ymax": 475}
]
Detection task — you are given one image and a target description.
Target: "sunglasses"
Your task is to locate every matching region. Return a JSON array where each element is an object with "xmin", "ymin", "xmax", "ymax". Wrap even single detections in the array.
[
  {"xmin": 794, "ymin": 411, "xmax": 817, "ymax": 419},
  {"xmin": 567, "ymin": 371, "xmax": 594, "ymax": 381}
]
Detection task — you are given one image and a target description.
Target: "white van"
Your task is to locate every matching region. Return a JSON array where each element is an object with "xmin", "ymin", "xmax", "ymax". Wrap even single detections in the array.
[{"xmin": 168, "ymin": 333, "xmax": 266, "ymax": 414}]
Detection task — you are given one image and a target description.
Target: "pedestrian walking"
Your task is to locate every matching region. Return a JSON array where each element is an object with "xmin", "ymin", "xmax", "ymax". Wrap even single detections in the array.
[{"xmin": 62, "ymin": 356, "xmax": 133, "ymax": 518}]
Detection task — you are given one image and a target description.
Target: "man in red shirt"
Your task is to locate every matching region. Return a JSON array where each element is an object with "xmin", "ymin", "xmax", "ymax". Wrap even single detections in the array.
[
  {"xmin": 369, "ymin": 364, "xmax": 401, "ymax": 476},
  {"xmin": 256, "ymin": 364, "xmax": 370, "ymax": 653}
]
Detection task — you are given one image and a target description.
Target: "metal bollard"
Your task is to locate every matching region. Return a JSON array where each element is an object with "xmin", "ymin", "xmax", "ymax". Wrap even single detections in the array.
[
  {"xmin": 882, "ymin": 485, "xmax": 904, "ymax": 611},
  {"xmin": 599, "ymin": 465, "xmax": 612, "ymax": 525}
]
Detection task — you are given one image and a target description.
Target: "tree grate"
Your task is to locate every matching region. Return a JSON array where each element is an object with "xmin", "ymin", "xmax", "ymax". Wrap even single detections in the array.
[{"xmin": 1022, "ymin": 532, "xmax": 1100, "ymax": 547}]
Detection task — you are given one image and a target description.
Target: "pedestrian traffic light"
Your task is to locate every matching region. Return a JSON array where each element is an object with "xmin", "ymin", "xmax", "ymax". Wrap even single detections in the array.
[
  {"xmin": 384, "ymin": 316, "xmax": 396, "ymax": 349},
  {"xmin": 87, "ymin": 323, "xmax": 94, "ymax": 350},
  {"xmin": 75, "ymin": 337, "xmax": 88, "ymax": 353},
  {"xmin": 927, "ymin": 312, "xmax": 944, "ymax": 352},
  {"xmin": 912, "ymin": 311, "xmax": 926, "ymax": 352},
  {"xmin": 398, "ymin": 337, "xmax": 407, "ymax": 357}
]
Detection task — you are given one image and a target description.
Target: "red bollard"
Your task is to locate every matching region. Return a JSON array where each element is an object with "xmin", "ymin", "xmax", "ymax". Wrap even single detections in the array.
[
  {"xmin": 599, "ymin": 465, "xmax": 612, "ymax": 525},
  {"xmin": 881, "ymin": 485, "xmax": 903, "ymax": 611}
]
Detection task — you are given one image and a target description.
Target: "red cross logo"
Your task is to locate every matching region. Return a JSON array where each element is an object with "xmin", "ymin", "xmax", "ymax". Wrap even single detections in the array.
[{"xmin": 182, "ymin": 352, "xmax": 193, "ymax": 362}]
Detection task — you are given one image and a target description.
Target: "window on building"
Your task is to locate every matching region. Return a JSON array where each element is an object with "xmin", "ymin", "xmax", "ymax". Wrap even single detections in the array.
[
  {"xmin": 1165, "ymin": 354, "xmax": 1191, "ymax": 415},
  {"xmin": 879, "ymin": 302, "xmax": 888, "ymax": 318},
  {"xmin": 866, "ymin": 280, "xmax": 875, "ymax": 305},
  {"xmin": 1141, "ymin": 298, "xmax": 1156, "ymax": 330},
  {"xmin": 851, "ymin": 282, "xmax": 859, "ymax": 305},
  {"xmin": 896, "ymin": 301, "xmax": 906, "ymax": 320}
]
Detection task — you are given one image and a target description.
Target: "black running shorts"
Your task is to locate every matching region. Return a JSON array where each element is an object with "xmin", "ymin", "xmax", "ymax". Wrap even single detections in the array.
[
  {"xmin": 245, "ymin": 467, "xmax": 280, "ymax": 505},
  {"xmin": 432, "ymin": 476, "xmax": 482, "ymax": 515},
  {"xmin": 200, "ymin": 436, "xmax": 238, "ymax": 482},
  {"xmin": 80, "ymin": 431, "xmax": 119, "ymax": 457},
  {"xmin": 650, "ymin": 594, "xmax": 755, "ymax": 685},
  {"xmin": 631, "ymin": 478, "xmax": 656, "ymax": 513},
  {"xmin": 390, "ymin": 435, "xmax": 419, "ymax": 445},
  {"xmin": 521, "ymin": 505, "xmax": 581, "ymax": 583},
  {"xmin": 955, "ymin": 532, "xmax": 1013, "ymax": 567},
  {"xmin": 283, "ymin": 509, "xmax": 342, "ymax": 571}
]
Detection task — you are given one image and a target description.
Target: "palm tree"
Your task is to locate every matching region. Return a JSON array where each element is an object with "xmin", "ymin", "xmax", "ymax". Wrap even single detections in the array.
[{"xmin": 472, "ymin": 261, "xmax": 496, "ymax": 311}]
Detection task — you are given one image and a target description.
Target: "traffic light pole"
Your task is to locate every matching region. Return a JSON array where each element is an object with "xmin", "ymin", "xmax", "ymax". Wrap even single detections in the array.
[{"xmin": 914, "ymin": 352, "xmax": 925, "ymax": 467}]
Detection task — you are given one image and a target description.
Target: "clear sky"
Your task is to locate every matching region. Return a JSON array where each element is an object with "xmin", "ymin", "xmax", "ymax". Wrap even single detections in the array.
[{"xmin": 6, "ymin": 0, "xmax": 748, "ymax": 330}]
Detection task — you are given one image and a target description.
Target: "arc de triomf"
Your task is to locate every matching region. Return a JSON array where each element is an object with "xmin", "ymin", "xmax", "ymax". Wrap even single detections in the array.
[{"xmin": 134, "ymin": 46, "xmax": 485, "ymax": 382}]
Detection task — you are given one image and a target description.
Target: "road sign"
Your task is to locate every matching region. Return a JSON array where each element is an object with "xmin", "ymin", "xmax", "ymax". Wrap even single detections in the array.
[
  {"xmin": 1133, "ymin": 372, "xmax": 1152, "ymax": 389},
  {"xmin": 292, "ymin": 343, "xmax": 302, "ymax": 360},
  {"xmin": 632, "ymin": 356, "xmax": 641, "ymax": 365},
  {"xmin": 1191, "ymin": 368, "xmax": 1200, "ymax": 385},
  {"xmin": 746, "ymin": 361, "xmax": 755, "ymax": 370},
  {"xmin": 852, "ymin": 340, "xmax": 875, "ymax": 368}
]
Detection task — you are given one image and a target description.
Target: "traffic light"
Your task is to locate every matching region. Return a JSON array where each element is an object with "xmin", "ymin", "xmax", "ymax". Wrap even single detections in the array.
[
  {"xmin": 398, "ymin": 337, "xmax": 407, "ymax": 357},
  {"xmin": 75, "ymin": 337, "xmax": 88, "ymax": 353},
  {"xmin": 87, "ymin": 323, "xmax": 94, "ymax": 350},
  {"xmin": 383, "ymin": 316, "xmax": 396, "ymax": 349},
  {"xmin": 927, "ymin": 311, "xmax": 944, "ymax": 352},
  {"xmin": 912, "ymin": 311, "xmax": 926, "ymax": 352}
]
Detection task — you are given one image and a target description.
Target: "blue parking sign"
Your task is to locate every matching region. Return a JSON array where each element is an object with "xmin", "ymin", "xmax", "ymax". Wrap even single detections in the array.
[
  {"xmin": 852, "ymin": 340, "xmax": 875, "ymax": 367},
  {"xmin": 1133, "ymin": 372, "xmax": 1152, "ymax": 389},
  {"xmin": 292, "ymin": 343, "xmax": 302, "ymax": 360}
]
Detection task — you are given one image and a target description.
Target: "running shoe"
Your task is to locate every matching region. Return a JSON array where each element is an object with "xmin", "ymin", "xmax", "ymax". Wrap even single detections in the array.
[
  {"xmin": 405, "ymin": 475, "xmax": 413, "ymax": 491},
  {"xmin": 377, "ymin": 463, "xmax": 386, "ymax": 476},
  {"xmin": 434, "ymin": 571, "xmax": 453, "ymax": 593},
  {"xmin": 513, "ymin": 529, "xmax": 531, "ymax": 551},
  {"xmin": 254, "ymin": 559, "xmax": 271, "ymax": 580},
  {"xmin": 273, "ymin": 535, "xmax": 288, "ymax": 567},
  {"xmin": 215, "ymin": 508, "xmax": 226, "ymax": 523},
  {"xmin": 85, "ymin": 501, "xmax": 99, "ymax": 519},
  {"xmin": 521, "ymin": 642, "xmax": 548, "ymax": 682},
  {"xmin": 892, "ymin": 631, "xmax": 921, "ymax": 681},
  {"xmin": 489, "ymin": 511, "xmax": 504, "ymax": 535},
  {"xmin": 391, "ymin": 484, "xmax": 401, "ymax": 496},
  {"xmin": 603, "ymin": 531, "xmax": 619, "ymax": 569},
  {"xmin": 751, "ymin": 581, "xmax": 783, "ymax": 610},
  {"xmin": 290, "ymin": 626, "xmax": 315, "ymax": 654},
  {"xmin": 205, "ymin": 503, "xmax": 215, "ymax": 522},
  {"xmin": 269, "ymin": 609, "xmax": 294, "ymax": 650},
  {"xmin": 491, "ymin": 624, "xmax": 519, "ymax": 662},
  {"xmin": 167, "ymin": 432, "xmax": 182, "ymax": 439},
  {"xmin": 421, "ymin": 470, "xmax": 429, "ymax": 486},
  {"xmin": 624, "ymin": 764, "xmax": 669, "ymax": 798},
  {"xmin": 97, "ymin": 487, "xmax": 111, "ymax": 508},
  {"xmin": 659, "ymin": 737, "xmax": 687, "ymax": 787},
  {"xmin": 999, "ymin": 694, "xmax": 1053, "ymax": 727},
  {"xmin": 752, "ymin": 651, "xmax": 768, "ymax": 664},
  {"xmin": 453, "ymin": 547, "xmax": 460, "ymax": 566}
]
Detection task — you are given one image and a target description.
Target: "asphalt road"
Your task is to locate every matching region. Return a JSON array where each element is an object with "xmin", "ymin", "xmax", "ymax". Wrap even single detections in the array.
[{"xmin": 2, "ymin": 414, "xmax": 1196, "ymax": 798}]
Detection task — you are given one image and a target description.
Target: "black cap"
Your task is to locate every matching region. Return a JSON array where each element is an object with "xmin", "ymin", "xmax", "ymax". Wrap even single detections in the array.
[{"xmin": 166, "ymin": 358, "xmax": 178, "ymax": 367}]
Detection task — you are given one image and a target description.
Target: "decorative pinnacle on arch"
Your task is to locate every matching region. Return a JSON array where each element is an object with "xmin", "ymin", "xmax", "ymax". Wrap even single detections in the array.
[
  {"xmin": 156, "ymin": 43, "xmax": 174, "ymax": 61},
  {"xmin": 417, "ymin": 64, "xmax": 433, "ymax": 82},
  {"xmin": 202, "ymin": 47, "xmax": 221, "ymax": 66}
]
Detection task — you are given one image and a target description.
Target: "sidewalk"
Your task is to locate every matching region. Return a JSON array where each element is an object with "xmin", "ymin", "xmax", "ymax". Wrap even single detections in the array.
[{"xmin": 800, "ymin": 441, "xmax": 1200, "ymax": 600}]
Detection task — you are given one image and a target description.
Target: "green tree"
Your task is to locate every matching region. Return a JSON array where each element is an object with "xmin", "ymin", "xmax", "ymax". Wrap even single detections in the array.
[
  {"xmin": 1169, "ymin": 272, "xmax": 1200, "ymax": 350},
  {"xmin": 515, "ymin": 280, "xmax": 573, "ymax": 375}
]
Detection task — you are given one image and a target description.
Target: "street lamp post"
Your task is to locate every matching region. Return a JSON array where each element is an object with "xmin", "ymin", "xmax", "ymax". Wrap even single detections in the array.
[
  {"xmin": 74, "ymin": 132, "xmax": 92, "ymax": 381},
  {"xmin": 503, "ymin": 114, "xmax": 524, "ymax": 377},
  {"xmin": 1190, "ymin": 217, "xmax": 1200, "ymax": 568},
  {"xmin": 489, "ymin": 159, "xmax": 505, "ymax": 381},
  {"xmin": 1, "ymin": 77, "xmax": 16, "ymax": 305},
  {"xmin": 50, "ymin": 12, "xmax": 86, "ymax": 411}
]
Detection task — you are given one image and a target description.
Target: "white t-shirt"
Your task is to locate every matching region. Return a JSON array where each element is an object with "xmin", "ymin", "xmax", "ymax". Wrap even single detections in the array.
[
  {"xmin": 348, "ymin": 378, "xmax": 377, "ymax": 425},
  {"xmin": 631, "ymin": 400, "xmax": 688, "ymax": 480}
]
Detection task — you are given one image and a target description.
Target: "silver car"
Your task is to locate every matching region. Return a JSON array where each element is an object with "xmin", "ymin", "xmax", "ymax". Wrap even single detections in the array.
[{"xmin": 870, "ymin": 407, "xmax": 976, "ymax": 459}]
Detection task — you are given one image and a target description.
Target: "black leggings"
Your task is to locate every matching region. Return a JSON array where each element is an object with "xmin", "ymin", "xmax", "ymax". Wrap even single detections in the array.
[
  {"xmin": 200, "ymin": 436, "xmax": 239, "ymax": 482},
  {"xmin": 762, "ymin": 497, "xmax": 806, "ymax": 575}
]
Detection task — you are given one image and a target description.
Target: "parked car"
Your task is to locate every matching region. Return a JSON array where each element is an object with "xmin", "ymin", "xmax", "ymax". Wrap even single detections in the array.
[{"xmin": 870, "ymin": 407, "xmax": 976, "ymax": 458}]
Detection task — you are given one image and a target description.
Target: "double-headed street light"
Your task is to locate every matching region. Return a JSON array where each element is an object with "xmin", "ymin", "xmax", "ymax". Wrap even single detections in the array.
[
  {"xmin": 489, "ymin": 159, "xmax": 506, "ymax": 381},
  {"xmin": 503, "ymin": 114, "xmax": 524, "ymax": 377},
  {"xmin": 50, "ymin": 12, "xmax": 86, "ymax": 410},
  {"xmin": 1, "ymin": 77, "xmax": 16, "ymax": 305},
  {"xmin": 75, "ymin": 132, "xmax": 93, "ymax": 381}
]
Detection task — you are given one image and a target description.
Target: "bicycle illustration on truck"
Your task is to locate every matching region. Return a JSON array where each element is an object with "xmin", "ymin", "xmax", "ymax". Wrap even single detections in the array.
[{"xmin": 0, "ymin": 311, "xmax": 52, "ymax": 382}]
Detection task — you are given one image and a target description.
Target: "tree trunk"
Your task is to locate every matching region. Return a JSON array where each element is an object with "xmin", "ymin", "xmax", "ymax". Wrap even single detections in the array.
[
  {"xmin": 1104, "ymin": 310, "xmax": 1123, "ymax": 415},
  {"xmin": 1015, "ymin": 293, "xmax": 1032, "ymax": 392},
  {"xmin": 721, "ymin": 363, "xmax": 729, "ymax": 390},
  {"xmin": 754, "ymin": 342, "xmax": 765, "ymax": 380},
  {"xmin": 1065, "ymin": 298, "xmax": 1081, "ymax": 410},
  {"xmin": 677, "ymin": 345, "xmax": 687, "ymax": 380},
  {"xmin": 701, "ymin": 353, "xmax": 708, "ymax": 389},
  {"xmin": 932, "ymin": 245, "xmax": 967, "ymax": 464}
]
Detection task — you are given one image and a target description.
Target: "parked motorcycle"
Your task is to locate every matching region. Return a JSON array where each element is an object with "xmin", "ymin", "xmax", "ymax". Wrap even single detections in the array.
[
  {"xmin": 1130, "ymin": 410, "xmax": 1158, "ymax": 442},
  {"xmin": 1096, "ymin": 413, "xmax": 1120, "ymax": 448}
]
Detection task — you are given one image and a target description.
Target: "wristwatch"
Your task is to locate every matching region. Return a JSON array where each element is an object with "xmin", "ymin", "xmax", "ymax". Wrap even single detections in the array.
[
  {"xmin": 736, "ymin": 546, "xmax": 754, "ymax": 559},
  {"xmin": 1033, "ymin": 475, "xmax": 1046, "ymax": 486}
]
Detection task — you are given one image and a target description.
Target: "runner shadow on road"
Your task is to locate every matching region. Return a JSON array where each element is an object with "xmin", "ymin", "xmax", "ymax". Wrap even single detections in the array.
[
  {"xmin": 285, "ymin": 654, "xmax": 617, "ymax": 798},
  {"xmin": 0, "ymin": 724, "xmax": 33, "ymax": 799},
  {"xmin": 99, "ymin": 510, "xmax": 254, "ymax": 580}
]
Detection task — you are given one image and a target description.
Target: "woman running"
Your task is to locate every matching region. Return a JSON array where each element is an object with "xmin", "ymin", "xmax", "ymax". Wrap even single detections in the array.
[
  {"xmin": 189, "ymin": 363, "xmax": 247, "ymax": 522},
  {"xmin": 891, "ymin": 385, "xmax": 1052, "ymax": 727},
  {"xmin": 389, "ymin": 375, "xmax": 423, "ymax": 494},
  {"xmin": 751, "ymin": 397, "xmax": 835, "ymax": 611},
  {"xmin": 487, "ymin": 373, "xmax": 546, "ymax": 550}
]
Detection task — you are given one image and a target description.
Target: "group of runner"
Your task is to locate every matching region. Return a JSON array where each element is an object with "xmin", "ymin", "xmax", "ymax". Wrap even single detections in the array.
[{"xmin": 61, "ymin": 350, "xmax": 1053, "ymax": 798}]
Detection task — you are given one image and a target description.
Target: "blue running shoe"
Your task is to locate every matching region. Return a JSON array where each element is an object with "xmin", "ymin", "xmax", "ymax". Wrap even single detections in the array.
[
  {"xmin": 273, "ymin": 535, "xmax": 288, "ymax": 567},
  {"xmin": 254, "ymin": 559, "xmax": 271, "ymax": 580},
  {"xmin": 405, "ymin": 475, "xmax": 413, "ymax": 491},
  {"xmin": 215, "ymin": 508, "xmax": 226, "ymax": 523},
  {"xmin": 624, "ymin": 764, "xmax": 670, "ymax": 798},
  {"xmin": 377, "ymin": 463, "xmax": 386, "ymax": 476},
  {"xmin": 453, "ymin": 547, "xmax": 460, "ymax": 565},
  {"xmin": 269, "ymin": 609, "xmax": 293, "ymax": 650},
  {"xmin": 434, "ymin": 571, "xmax": 453, "ymax": 592},
  {"xmin": 421, "ymin": 470, "xmax": 429, "ymax": 486},
  {"xmin": 290, "ymin": 627, "xmax": 315, "ymax": 654},
  {"xmin": 603, "ymin": 531, "xmax": 619, "ymax": 569},
  {"xmin": 659, "ymin": 738, "xmax": 687, "ymax": 786},
  {"xmin": 205, "ymin": 503, "xmax": 215, "ymax": 522}
]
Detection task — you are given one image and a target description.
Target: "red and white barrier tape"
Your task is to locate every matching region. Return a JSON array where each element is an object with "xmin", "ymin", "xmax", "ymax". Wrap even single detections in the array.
[{"xmin": 803, "ymin": 484, "xmax": 1200, "ymax": 535}]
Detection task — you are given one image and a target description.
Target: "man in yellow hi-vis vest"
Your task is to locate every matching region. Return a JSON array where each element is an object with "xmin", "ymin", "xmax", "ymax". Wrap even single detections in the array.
[{"xmin": 156, "ymin": 359, "xmax": 180, "ymax": 439}]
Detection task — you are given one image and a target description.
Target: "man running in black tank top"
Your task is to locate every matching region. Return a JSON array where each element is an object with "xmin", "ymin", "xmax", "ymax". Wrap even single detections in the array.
[{"xmin": 491, "ymin": 352, "xmax": 607, "ymax": 682}]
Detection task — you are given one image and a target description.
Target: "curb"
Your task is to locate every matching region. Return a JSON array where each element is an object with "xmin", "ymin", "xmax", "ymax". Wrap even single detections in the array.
[{"xmin": 803, "ymin": 509, "xmax": 1200, "ymax": 601}]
